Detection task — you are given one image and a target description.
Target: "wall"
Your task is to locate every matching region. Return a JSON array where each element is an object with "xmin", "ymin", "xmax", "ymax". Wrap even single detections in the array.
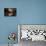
[{"xmin": 0, "ymin": 0, "xmax": 46, "ymax": 44}]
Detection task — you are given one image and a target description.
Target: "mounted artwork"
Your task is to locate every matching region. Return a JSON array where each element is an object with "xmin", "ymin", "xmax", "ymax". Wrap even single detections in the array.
[{"xmin": 4, "ymin": 8, "xmax": 17, "ymax": 16}]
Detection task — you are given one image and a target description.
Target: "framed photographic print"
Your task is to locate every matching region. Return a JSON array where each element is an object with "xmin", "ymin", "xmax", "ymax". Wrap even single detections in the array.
[{"xmin": 4, "ymin": 8, "xmax": 17, "ymax": 16}]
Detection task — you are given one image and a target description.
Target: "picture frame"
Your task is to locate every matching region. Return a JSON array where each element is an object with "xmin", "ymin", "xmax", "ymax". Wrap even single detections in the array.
[{"xmin": 4, "ymin": 8, "xmax": 17, "ymax": 17}]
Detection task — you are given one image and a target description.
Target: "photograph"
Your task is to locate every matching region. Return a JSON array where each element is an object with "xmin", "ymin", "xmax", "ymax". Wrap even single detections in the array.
[{"xmin": 4, "ymin": 8, "xmax": 17, "ymax": 16}]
